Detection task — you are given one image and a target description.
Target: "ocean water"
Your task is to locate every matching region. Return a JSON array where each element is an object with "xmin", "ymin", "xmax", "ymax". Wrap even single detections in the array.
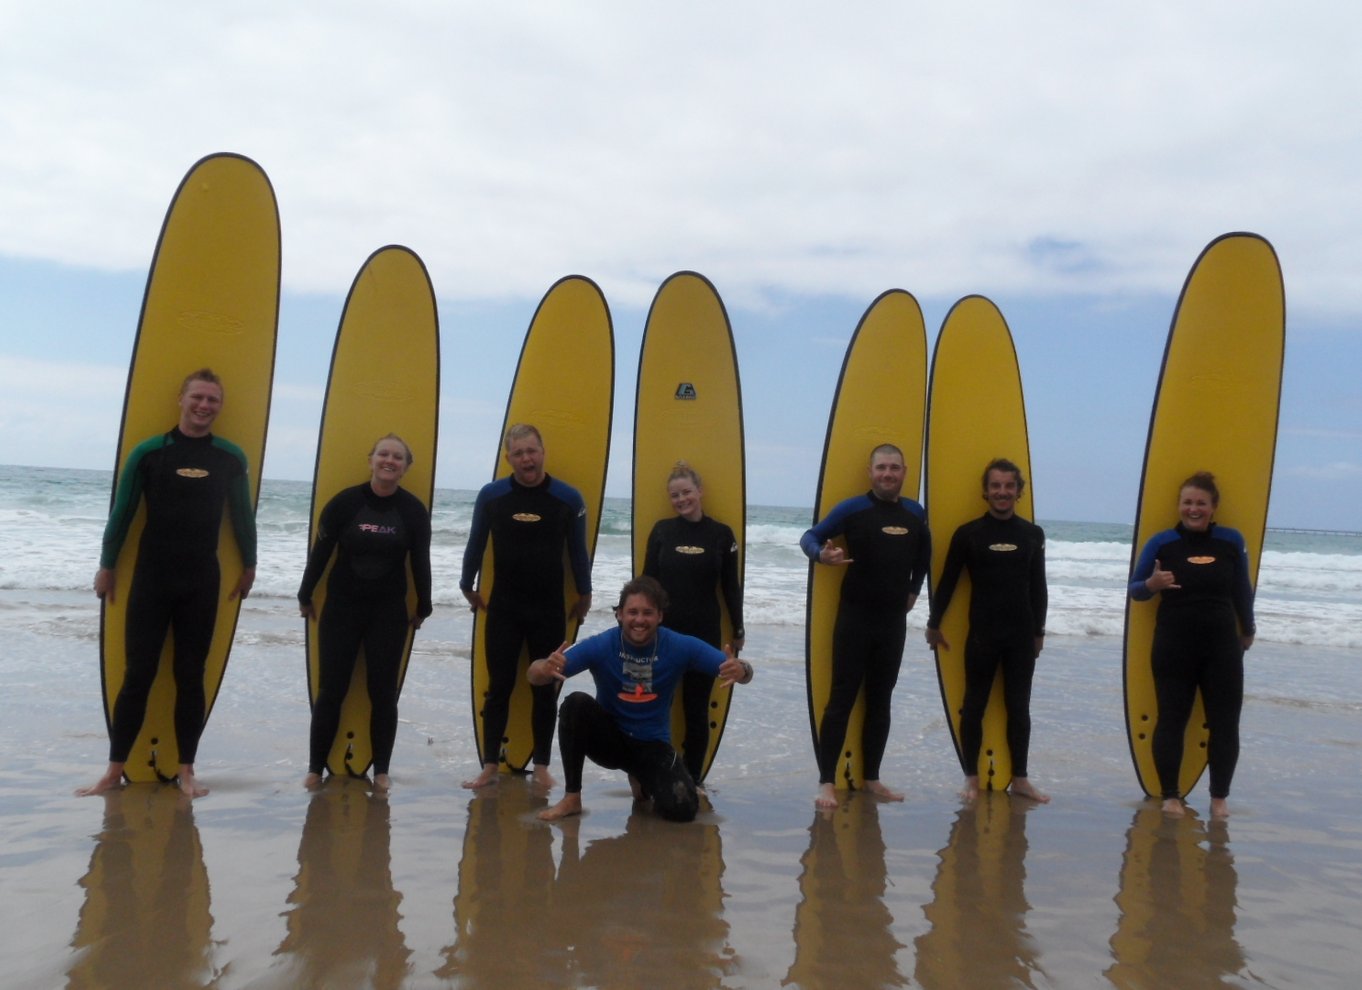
[{"xmin": 2, "ymin": 463, "xmax": 1360, "ymax": 649}]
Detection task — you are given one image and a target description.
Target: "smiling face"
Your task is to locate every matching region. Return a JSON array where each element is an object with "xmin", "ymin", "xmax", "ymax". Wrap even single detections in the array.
[
  {"xmin": 1178, "ymin": 484, "xmax": 1217, "ymax": 532},
  {"xmin": 983, "ymin": 467, "xmax": 1021, "ymax": 519},
  {"xmin": 667, "ymin": 476, "xmax": 704, "ymax": 522},
  {"xmin": 177, "ymin": 379, "xmax": 224, "ymax": 437},
  {"xmin": 617, "ymin": 592, "xmax": 663, "ymax": 647},
  {"xmin": 368, "ymin": 436, "xmax": 412, "ymax": 490},
  {"xmin": 504, "ymin": 433, "xmax": 546, "ymax": 487},
  {"xmin": 868, "ymin": 449, "xmax": 906, "ymax": 502}
]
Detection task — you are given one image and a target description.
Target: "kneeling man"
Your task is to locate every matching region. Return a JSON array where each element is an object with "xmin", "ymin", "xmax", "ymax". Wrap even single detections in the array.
[{"xmin": 530, "ymin": 576, "xmax": 754, "ymax": 822}]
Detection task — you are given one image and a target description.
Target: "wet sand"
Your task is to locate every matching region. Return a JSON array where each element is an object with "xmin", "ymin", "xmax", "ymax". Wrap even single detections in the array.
[{"xmin": 2, "ymin": 587, "xmax": 1359, "ymax": 988}]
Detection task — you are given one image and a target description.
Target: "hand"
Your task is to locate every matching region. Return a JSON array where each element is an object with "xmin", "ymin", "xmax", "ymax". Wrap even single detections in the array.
[
  {"xmin": 570, "ymin": 594, "xmax": 592, "ymax": 623},
  {"xmin": 818, "ymin": 542, "xmax": 853, "ymax": 566},
  {"xmin": 410, "ymin": 613, "xmax": 425, "ymax": 630},
  {"xmin": 1240, "ymin": 634, "xmax": 1254, "ymax": 651},
  {"xmin": 299, "ymin": 602, "xmax": 316, "ymax": 621},
  {"xmin": 94, "ymin": 567, "xmax": 116, "ymax": 603},
  {"xmin": 717, "ymin": 644, "xmax": 751, "ymax": 687},
  {"xmin": 925, "ymin": 627, "xmax": 950, "ymax": 651},
  {"xmin": 462, "ymin": 588, "xmax": 486, "ymax": 612},
  {"xmin": 1145, "ymin": 559, "xmax": 1179, "ymax": 593},
  {"xmin": 530, "ymin": 641, "xmax": 572, "ymax": 684},
  {"xmin": 729, "ymin": 636, "xmax": 745, "ymax": 656},
  {"xmin": 1034, "ymin": 635, "xmax": 1045, "ymax": 658},
  {"xmin": 230, "ymin": 566, "xmax": 256, "ymax": 601}
]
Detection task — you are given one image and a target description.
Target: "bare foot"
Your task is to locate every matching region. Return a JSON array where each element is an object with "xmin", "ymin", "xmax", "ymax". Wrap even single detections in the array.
[
  {"xmin": 532, "ymin": 764, "xmax": 558, "ymax": 790},
  {"xmin": 1009, "ymin": 777, "xmax": 1051, "ymax": 804},
  {"xmin": 303, "ymin": 772, "xmax": 325, "ymax": 790},
  {"xmin": 177, "ymin": 765, "xmax": 209, "ymax": 799},
  {"xmin": 373, "ymin": 773, "xmax": 391, "ymax": 792},
  {"xmin": 959, "ymin": 775, "xmax": 980, "ymax": 802},
  {"xmin": 75, "ymin": 763, "xmax": 126, "ymax": 797},
  {"xmin": 462, "ymin": 764, "xmax": 500, "ymax": 789},
  {"xmin": 628, "ymin": 774, "xmax": 646, "ymax": 801},
  {"xmin": 1161, "ymin": 797, "xmax": 1185, "ymax": 817},
  {"xmin": 864, "ymin": 780, "xmax": 905, "ymax": 802},
  {"xmin": 1209, "ymin": 797, "xmax": 1230, "ymax": 819},
  {"xmin": 814, "ymin": 783, "xmax": 838, "ymax": 809},
  {"xmin": 538, "ymin": 793, "xmax": 583, "ymax": 821}
]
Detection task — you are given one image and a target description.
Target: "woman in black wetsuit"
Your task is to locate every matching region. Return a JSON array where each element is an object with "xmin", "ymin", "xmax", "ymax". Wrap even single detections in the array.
[
  {"xmin": 298, "ymin": 434, "xmax": 433, "ymax": 792},
  {"xmin": 642, "ymin": 461, "xmax": 744, "ymax": 785},
  {"xmin": 1129, "ymin": 471, "xmax": 1255, "ymax": 819}
]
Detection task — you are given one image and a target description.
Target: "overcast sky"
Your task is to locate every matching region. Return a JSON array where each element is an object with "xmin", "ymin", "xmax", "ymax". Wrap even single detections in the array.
[{"xmin": 2, "ymin": 3, "xmax": 1358, "ymax": 528}]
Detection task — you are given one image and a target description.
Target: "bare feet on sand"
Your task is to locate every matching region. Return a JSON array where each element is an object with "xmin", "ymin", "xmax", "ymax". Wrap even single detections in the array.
[
  {"xmin": 538, "ymin": 793, "xmax": 583, "ymax": 821},
  {"xmin": 74, "ymin": 763, "xmax": 126, "ymax": 797},
  {"xmin": 1009, "ymin": 777, "xmax": 1051, "ymax": 803},
  {"xmin": 960, "ymin": 776, "xmax": 981, "ymax": 802},
  {"xmin": 864, "ymin": 780, "xmax": 904, "ymax": 802},
  {"xmin": 177, "ymin": 765, "xmax": 209, "ymax": 798},
  {"xmin": 1209, "ymin": 797, "xmax": 1230, "ymax": 819},
  {"xmin": 1162, "ymin": 797, "xmax": 1186, "ymax": 817},
  {"xmin": 629, "ymin": 774, "xmax": 646, "ymax": 801},
  {"xmin": 373, "ymin": 773, "xmax": 391, "ymax": 792},
  {"xmin": 462, "ymin": 764, "xmax": 500, "ymax": 789},
  {"xmin": 303, "ymin": 772, "xmax": 325, "ymax": 790},
  {"xmin": 532, "ymin": 764, "xmax": 558, "ymax": 790},
  {"xmin": 815, "ymin": 783, "xmax": 838, "ymax": 809}
]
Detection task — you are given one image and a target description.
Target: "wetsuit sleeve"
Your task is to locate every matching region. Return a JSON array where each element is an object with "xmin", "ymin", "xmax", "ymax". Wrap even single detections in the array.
[
  {"xmin": 566, "ymin": 489, "xmax": 593, "ymax": 595},
  {"xmin": 460, "ymin": 486, "xmax": 492, "ymax": 592},
  {"xmin": 719, "ymin": 523, "xmax": 744, "ymax": 635},
  {"xmin": 297, "ymin": 489, "xmax": 347, "ymax": 605},
  {"xmin": 407, "ymin": 494, "xmax": 434, "ymax": 618},
  {"xmin": 927, "ymin": 525, "xmax": 967, "ymax": 628},
  {"xmin": 642, "ymin": 520, "xmax": 664, "ymax": 579},
  {"xmin": 1031, "ymin": 525, "xmax": 1048, "ymax": 635},
  {"xmin": 225, "ymin": 446, "xmax": 257, "ymax": 568},
  {"xmin": 1128, "ymin": 532, "xmax": 1168, "ymax": 601},
  {"xmin": 800, "ymin": 497, "xmax": 856, "ymax": 560},
  {"xmin": 1226, "ymin": 529, "xmax": 1256, "ymax": 636},
  {"xmin": 99, "ymin": 438, "xmax": 155, "ymax": 568}
]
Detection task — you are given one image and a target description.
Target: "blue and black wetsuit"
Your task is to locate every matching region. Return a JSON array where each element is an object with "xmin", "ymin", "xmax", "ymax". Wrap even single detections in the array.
[
  {"xmin": 460, "ymin": 474, "xmax": 592, "ymax": 766},
  {"xmin": 298, "ymin": 483, "xmax": 432, "ymax": 776},
  {"xmin": 100, "ymin": 427, "xmax": 256, "ymax": 764},
  {"xmin": 801, "ymin": 492, "xmax": 931, "ymax": 785},
  {"xmin": 643, "ymin": 513, "xmax": 743, "ymax": 780},
  {"xmin": 1130, "ymin": 523, "xmax": 1255, "ymax": 800},
  {"xmin": 927, "ymin": 513, "xmax": 1047, "ymax": 778}
]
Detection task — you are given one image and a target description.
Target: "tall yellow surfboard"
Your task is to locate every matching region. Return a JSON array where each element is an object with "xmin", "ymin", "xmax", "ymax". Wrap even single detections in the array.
[
  {"xmin": 806, "ymin": 289, "xmax": 927, "ymax": 789},
  {"xmin": 100, "ymin": 153, "xmax": 280, "ymax": 782},
  {"xmin": 631, "ymin": 271, "xmax": 745, "ymax": 782},
  {"xmin": 925, "ymin": 295, "xmax": 1032, "ymax": 792},
  {"xmin": 304, "ymin": 245, "xmax": 440, "ymax": 777},
  {"xmin": 1123, "ymin": 233, "xmax": 1284, "ymax": 798},
  {"xmin": 469, "ymin": 276, "xmax": 614, "ymax": 771}
]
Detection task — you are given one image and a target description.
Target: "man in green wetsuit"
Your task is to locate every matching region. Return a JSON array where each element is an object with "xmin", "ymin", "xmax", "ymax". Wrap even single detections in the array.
[{"xmin": 77, "ymin": 369, "xmax": 256, "ymax": 799}]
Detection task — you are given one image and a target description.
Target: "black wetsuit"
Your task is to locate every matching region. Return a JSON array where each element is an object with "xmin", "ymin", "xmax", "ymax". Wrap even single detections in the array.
[
  {"xmin": 926, "ymin": 513, "xmax": 1047, "ymax": 778},
  {"xmin": 298, "ymin": 483, "xmax": 433, "ymax": 776},
  {"xmin": 643, "ymin": 514, "xmax": 743, "ymax": 780},
  {"xmin": 100, "ymin": 427, "xmax": 256, "ymax": 764},
  {"xmin": 460, "ymin": 474, "xmax": 592, "ymax": 766},
  {"xmin": 801, "ymin": 492, "xmax": 931, "ymax": 784},
  {"xmin": 1130, "ymin": 523, "xmax": 1255, "ymax": 800}
]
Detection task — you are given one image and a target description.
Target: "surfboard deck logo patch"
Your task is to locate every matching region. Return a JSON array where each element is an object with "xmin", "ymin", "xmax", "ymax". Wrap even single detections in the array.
[{"xmin": 674, "ymin": 382, "xmax": 698, "ymax": 400}]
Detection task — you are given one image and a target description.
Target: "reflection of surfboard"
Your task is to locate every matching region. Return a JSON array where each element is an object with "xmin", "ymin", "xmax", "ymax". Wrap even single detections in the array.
[
  {"xmin": 925, "ymin": 296, "xmax": 1032, "ymax": 791},
  {"xmin": 806, "ymin": 290, "xmax": 926, "ymax": 789},
  {"xmin": 631, "ymin": 271, "xmax": 745, "ymax": 782},
  {"xmin": 100, "ymin": 153, "xmax": 280, "ymax": 781},
  {"xmin": 305, "ymin": 246, "xmax": 440, "ymax": 776},
  {"xmin": 470, "ymin": 276, "xmax": 614, "ymax": 770},
  {"xmin": 1122, "ymin": 233, "xmax": 1284, "ymax": 798}
]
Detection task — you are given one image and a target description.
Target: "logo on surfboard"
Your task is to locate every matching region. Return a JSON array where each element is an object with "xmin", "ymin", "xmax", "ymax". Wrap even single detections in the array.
[{"xmin": 674, "ymin": 382, "xmax": 698, "ymax": 400}]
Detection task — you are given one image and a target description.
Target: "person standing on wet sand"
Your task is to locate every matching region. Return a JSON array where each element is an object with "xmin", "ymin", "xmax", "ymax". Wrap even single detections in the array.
[
  {"xmin": 77, "ymin": 369, "xmax": 256, "ymax": 800},
  {"xmin": 800, "ymin": 443, "xmax": 931, "ymax": 810},
  {"xmin": 925, "ymin": 458, "xmax": 1050, "ymax": 804},
  {"xmin": 460, "ymin": 424, "xmax": 592, "ymax": 790},
  {"xmin": 531, "ymin": 576, "xmax": 754, "ymax": 823}
]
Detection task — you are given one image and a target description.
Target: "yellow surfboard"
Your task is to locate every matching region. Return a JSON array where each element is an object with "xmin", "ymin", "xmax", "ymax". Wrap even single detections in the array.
[
  {"xmin": 304, "ymin": 245, "xmax": 440, "ymax": 777},
  {"xmin": 1123, "ymin": 233, "xmax": 1284, "ymax": 798},
  {"xmin": 806, "ymin": 289, "xmax": 926, "ymax": 789},
  {"xmin": 925, "ymin": 295, "xmax": 1033, "ymax": 792},
  {"xmin": 469, "ymin": 276, "xmax": 614, "ymax": 770},
  {"xmin": 631, "ymin": 271, "xmax": 745, "ymax": 783},
  {"xmin": 100, "ymin": 153, "xmax": 279, "ymax": 782}
]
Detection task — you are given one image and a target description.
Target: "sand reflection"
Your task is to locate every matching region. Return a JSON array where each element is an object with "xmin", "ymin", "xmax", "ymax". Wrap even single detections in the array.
[
  {"xmin": 785, "ymin": 799, "xmax": 906, "ymax": 989},
  {"xmin": 269, "ymin": 782, "xmax": 410, "ymax": 988},
  {"xmin": 1106, "ymin": 805, "xmax": 1252, "ymax": 987},
  {"xmin": 914, "ymin": 796, "xmax": 1041, "ymax": 988},
  {"xmin": 66, "ymin": 788, "xmax": 215, "ymax": 989}
]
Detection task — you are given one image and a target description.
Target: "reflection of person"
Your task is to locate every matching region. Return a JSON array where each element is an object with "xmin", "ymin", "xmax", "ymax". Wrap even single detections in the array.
[
  {"xmin": 77, "ymin": 369, "xmax": 256, "ymax": 799},
  {"xmin": 642, "ymin": 460, "xmax": 744, "ymax": 783},
  {"xmin": 925, "ymin": 458, "xmax": 1050, "ymax": 803},
  {"xmin": 297, "ymin": 434, "xmax": 433, "ymax": 792},
  {"xmin": 531, "ymin": 576, "xmax": 753, "ymax": 822},
  {"xmin": 461, "ymin": 423, "xmax": 593, "ymax": 790},
  {"xmin": 1129, "ymin": 471, "xmax": 1254, "ymax": 819},
  {"xmin": 800, "ymin": 444, "xmax": 930, "ymax": 809}
]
